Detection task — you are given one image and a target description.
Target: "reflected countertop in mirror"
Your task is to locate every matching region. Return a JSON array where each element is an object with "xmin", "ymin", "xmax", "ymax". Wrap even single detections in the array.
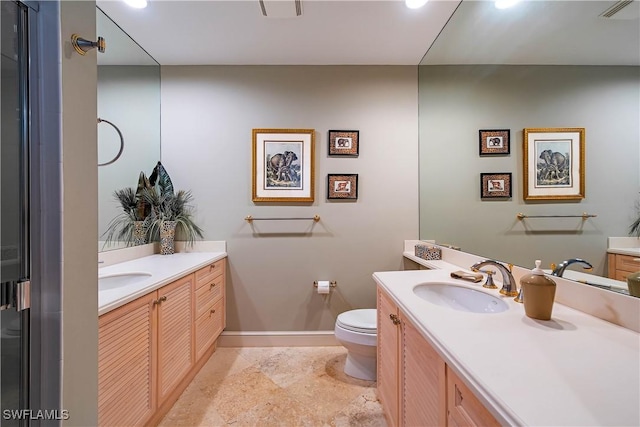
[{"xmin": 97, "ymin": 7, "xmax": 161, "ymax": 252}]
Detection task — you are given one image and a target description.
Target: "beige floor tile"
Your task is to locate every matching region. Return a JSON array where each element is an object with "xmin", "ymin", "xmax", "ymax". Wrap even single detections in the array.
[
  {"xmin": 207, "ymin": 366, "xmax": 282, "ymax": 422},
  {"xmin": 249, "ymin": 346, "xmax": 346, "ymax": 388},
  {"xmin": 191, "ymin": 347, "xmax": 253, "ymax": 387},
  {"xmin": 161, "ymin": 346, "xmax": 387, "ymax": 427},
  {"xmin": 230, "ymin": 388, "xmax": 325, "ymax": 427},
  {"xmin": 283, "ymin": 353, "xmax": 375, "ymax": 422},
  {"xmin": 329, "ymin": 388, "xmax": 388, "ymax": 427}
]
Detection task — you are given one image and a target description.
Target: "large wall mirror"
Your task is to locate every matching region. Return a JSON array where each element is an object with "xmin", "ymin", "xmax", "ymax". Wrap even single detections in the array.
[
  {"xmin": 418, "ymin": 0, "xmax": 639, "ymax": 295},
  {"xmin": 97, "ymin": 7, "xmax": 160, "ymax": 251}
]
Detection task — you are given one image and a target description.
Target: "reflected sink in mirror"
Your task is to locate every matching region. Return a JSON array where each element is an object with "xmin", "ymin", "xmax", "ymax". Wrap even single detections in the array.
[
  {"xmin": 413, "ymin": 283, "xmax": 508, "ymax": 314},
  {"xmin": 98, "ymin": 271, "xmax": 152, "ymax": 291}
]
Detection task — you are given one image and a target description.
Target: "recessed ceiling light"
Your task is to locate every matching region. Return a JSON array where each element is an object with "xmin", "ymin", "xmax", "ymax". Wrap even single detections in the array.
[
  {"xmin": 123, "ymin": 0, "xmax": 148, "ymax": 9},
  {"xmin": 406, "ymin": 0, "xmax": 429, "ymax": 10},
  {"xmin": 495, "ymin": 0, "xmax": 521, "ymax": 9}
]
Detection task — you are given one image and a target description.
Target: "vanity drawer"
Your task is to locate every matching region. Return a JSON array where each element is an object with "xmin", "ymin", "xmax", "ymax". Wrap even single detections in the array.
[
  {"xmin": 615, "ymin": 254, "xmax": 640, "ymax": 273},
  {"xmin": 195, "ymin": 259, "xmax": 225, "ymax": 289},
  {"xmin": 195, "ymin": 273, "xmax": 224, "ymax": 318},
  {"xmin": 195, "ymin": 298, "xmax": 224, "ymax": 360}
]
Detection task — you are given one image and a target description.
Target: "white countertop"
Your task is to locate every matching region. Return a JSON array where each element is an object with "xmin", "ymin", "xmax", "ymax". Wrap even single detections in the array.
[
  {"xmin": 374, "ymin": 267, "xmax": 640, "ymax": 427},
  {"xmin": 607, "ymin": 237, "xmax": 640, "ymax": 257},
  {"xmin": 608, "ymin": 247, "xmax": 640, "ymax": 257},
  {"xmin": 98, "ymin": 252, "xmax": 227, "ymax": 316}
]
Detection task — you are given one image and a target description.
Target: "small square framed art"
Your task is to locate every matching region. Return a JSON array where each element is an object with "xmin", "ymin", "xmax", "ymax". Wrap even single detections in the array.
[
  {"xmin": 479, "ymin": 129, "xmax": 510, "ymax": 156},
  {"xmin": 328, "ymin": 130, "xmax": 359, "ymax": 156},
  {"xmin": 480, "ymin": 173, "xmax": 512, "ymax": 199},
  {"xmin": 327, "ymin": 174, "xmax": 358, "ymax": 200}
]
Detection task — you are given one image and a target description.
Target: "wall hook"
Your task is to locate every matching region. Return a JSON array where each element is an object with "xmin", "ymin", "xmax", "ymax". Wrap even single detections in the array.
[{"xmin": 71, "ymin": 34, "xmax": 106, "ymax": 56}]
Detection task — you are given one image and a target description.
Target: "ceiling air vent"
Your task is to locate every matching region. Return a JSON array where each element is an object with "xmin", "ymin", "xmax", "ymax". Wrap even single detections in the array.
[
  {"xmin": 259, "ymin": 0, "xmax": 302, "ymax": 18},
  {"xmin": 599, "ymin": 0, "xmax": 639, "ymax": 19}
]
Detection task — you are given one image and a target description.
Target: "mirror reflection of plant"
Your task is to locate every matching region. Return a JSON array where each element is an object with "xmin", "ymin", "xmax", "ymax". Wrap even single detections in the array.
[
  {"xmin": 102, "ymin": 187, "xmax": 152, "ymax": 248},
  {"xmin": 630, "ymin": 198, "xmax": 640, "ymax": 237},
  {"xmin": 140, "ymin": 187, "xmax": 203, "ymax": 246}
]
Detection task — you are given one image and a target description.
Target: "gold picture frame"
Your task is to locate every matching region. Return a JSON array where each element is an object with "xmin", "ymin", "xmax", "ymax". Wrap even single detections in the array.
[
  {"xmin": 523, "ymin": 127, "xmax": 585, "ymax": 201},
  {"xmin": 252, "ymin": 128, "xmax": 315, "ymax": 202}
]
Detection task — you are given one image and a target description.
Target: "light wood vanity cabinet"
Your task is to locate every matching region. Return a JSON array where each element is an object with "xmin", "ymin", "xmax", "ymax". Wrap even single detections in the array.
[
  {"xmin": 98, "ymin": 292, "xmax": 157, "ymax": 427},
  {"xmin": 377, "ymin": 286, "xmax": 499, "ymax": 427},
  {"xmin": 377, "ymin": 289, "xmax": 400, "ymax": 426},
  {"xmin": 447, "ymin": 367, "xmax": 500, "ymax": 427},
  {"xmin": 608, "ymin": 253, "xmax": 640, "ymax": 282},
  {"xmin": 194, "ymin": 263, "xmax": 225, "ymax": 360},
  {"xmin": 98, "ymin": 258, "xmax": 226, "ymax": 427},
  {"xmin": 156, "ymin": 275, "xmax": 194, "ymax": 404}
]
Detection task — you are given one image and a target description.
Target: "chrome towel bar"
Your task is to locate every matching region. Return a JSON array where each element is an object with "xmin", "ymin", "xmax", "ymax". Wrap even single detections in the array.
[
  {"xmin": 245, "ymin": 215, "xmax": 320, "ymax": 223},
  {"xmin": 98, "ymin": 118, "xmax": 124, "ymax": 167},
  {"xmin": 516, "ymin": 212, "xmax": 597, "ymax": 220}
]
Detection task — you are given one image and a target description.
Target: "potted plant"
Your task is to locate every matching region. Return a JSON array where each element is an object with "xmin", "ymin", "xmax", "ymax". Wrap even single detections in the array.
[
  {"xmin": 102, "ymin": 187, "xmax": 150, "ymax": 248},
  {"xmin": 140, "ymin": 187, "xmax": 203, "ymax": 255}
]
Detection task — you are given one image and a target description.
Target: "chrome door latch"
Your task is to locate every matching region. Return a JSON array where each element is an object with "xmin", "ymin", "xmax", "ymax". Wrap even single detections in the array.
[
  {"xmin": 0, "ymin": 279, "xmax": 30, "ymax": 311},
  {"xmin": 16, "ymin": 279, "xmax": 30, "ymax": 311}
]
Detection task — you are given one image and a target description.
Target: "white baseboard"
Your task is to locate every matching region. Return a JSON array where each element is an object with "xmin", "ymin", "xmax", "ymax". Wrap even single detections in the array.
[{"xmin": 218, "ymin": 331, "xmax": 340, "ymax": 347}]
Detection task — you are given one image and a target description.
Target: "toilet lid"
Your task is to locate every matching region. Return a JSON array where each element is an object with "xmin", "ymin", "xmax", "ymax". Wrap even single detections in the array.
[{"xmin": 336, "ymin": 309, "xmax": 377, "ymax": 334}]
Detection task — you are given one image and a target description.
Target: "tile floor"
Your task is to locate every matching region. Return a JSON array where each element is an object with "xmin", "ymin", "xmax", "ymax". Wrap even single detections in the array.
[{"xmin": 159, "ymin": 346, "xmax": 388, "ymax": 427}]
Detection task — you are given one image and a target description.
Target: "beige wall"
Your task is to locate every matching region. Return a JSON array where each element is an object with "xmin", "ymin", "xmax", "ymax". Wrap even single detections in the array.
[
  {"xmin": 161, "ymin": 66, "xmax": 419, "ymax": 331},
  {"xmin": 60, "ymin": 1, "xmax": 98, "ymax": 424},
  {"xmin": 419, "ymin": 65, "xmax": 640, "ymax": 275}
]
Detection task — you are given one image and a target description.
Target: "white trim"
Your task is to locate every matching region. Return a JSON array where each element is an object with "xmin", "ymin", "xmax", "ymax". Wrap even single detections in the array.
[{"xmin": 218, "ymin": 331, "xmax": 340, "ymax": 347}]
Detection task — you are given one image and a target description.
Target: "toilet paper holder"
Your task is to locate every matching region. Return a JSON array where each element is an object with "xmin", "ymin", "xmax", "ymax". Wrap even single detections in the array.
[{"xmin": 313, "ymin": 281, "xmax": 337, "ymax": 288}]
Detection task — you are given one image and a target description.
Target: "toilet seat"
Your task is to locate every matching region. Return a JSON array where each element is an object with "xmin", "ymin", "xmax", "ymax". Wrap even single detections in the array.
[{"xmin": 336, "ymin": 309, "xmax": 377, "ymax": 334}]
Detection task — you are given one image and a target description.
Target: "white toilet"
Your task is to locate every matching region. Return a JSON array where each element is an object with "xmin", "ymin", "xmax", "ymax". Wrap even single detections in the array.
[{"xmin": 334, "ymin": 309, "xmax": 377, "ymax": 381}]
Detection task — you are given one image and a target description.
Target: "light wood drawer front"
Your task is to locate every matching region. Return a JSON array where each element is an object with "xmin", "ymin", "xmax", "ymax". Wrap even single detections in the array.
[
  {"xmin": 195, "ymin": 260, "xmax": 225, "ymax": 289},
  {"xmin": 195, "ymin": 298, "xmax": 224, "ymax": 360},
  {"xmin": 615, "ymin": 270, "xmax": 632, "ymax": 282},
  {"xmin": 195, "ymin": 274, "xmax": 224, "ymax": 318},
  {"xmin": 447, "ymin": 367, "xmax": 500, "ymax": 427},
  {"xmin": 616, "ymin": 254, "xmax": 640, "ymax": 272}
]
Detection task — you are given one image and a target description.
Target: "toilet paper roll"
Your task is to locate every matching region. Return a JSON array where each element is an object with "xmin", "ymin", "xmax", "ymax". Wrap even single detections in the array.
[{"xmin": 316, "ymin": 280, "xmax": 331, "ymax": 294}]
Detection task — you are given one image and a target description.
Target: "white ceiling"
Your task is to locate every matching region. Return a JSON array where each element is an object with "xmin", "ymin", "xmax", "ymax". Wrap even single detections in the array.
[
  {"xmin": 96, "ymin": 0, "xmax": 461, "ymax": 65},
  {"xmin": 96, "ymin": 0, "xmax": 640, "ymax": 66}
]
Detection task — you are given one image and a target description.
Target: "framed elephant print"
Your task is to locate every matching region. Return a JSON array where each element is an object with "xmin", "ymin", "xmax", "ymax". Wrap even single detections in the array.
[
  {"xmin": 479, "ymin": 129, "xmax": 510, "ymax": 156},
  {"xmin": 523, "ymin": 128, "xmax": 585, "ymax": 201},
  {"xmin": 328, "ymin": 130, "xmax": 359, "ymax": 156},
  {"xmin": 252, "ymin": 129, "xmax": 315, "ymax": 202}
]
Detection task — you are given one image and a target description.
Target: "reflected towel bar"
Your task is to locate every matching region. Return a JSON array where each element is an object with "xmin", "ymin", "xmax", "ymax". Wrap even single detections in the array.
[
  {"xmin": 98, "ymin": 118, "xmax": 124, "ymax": 167},
  {"xmin": 516, "ymin": 212, "xmax": 597, "ymax": 220},
  {"xmin": 245, "ymin": 215, "xmax": 320, "ymax": 223}
]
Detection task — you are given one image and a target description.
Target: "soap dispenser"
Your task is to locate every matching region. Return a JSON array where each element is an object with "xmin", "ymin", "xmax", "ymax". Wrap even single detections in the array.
[{"xmin": 520, "ymin": 260, "xmax": 556, "ymax": 320}]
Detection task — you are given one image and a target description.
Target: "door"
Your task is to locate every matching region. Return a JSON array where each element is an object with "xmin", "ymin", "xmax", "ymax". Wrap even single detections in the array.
[{"xmin": 1, "ymin": 1, "xmax": 31, "ymax": 425}]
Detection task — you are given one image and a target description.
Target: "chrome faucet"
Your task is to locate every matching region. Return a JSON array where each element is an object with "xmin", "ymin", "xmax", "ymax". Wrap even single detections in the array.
[
  {"xmin": 470, "ymin": 260, "xmax": 518, "ymax": 297},
  {"xmin": 551, "ymin": 258, "xmax": 592, "ymax": 277}
]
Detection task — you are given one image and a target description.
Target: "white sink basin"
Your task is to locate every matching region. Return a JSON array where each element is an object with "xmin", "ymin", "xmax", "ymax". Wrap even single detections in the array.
[
  {"xmin": 98, "ymin": 271, "xmax": 152, "ymax": 291},
  {"xmin": 413, "ymin": 283, "xmax": 508, "ymax": 313}
]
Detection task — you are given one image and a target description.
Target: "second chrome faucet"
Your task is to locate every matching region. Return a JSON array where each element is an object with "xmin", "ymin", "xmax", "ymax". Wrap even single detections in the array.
[{"xmin": 470, "ymin": 259, "xmax": 518, "ymax": 297}]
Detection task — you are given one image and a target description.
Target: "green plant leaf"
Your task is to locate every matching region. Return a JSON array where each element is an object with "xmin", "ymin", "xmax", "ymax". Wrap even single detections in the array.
[
  {"xmin": 150, "ymin": 161, "xmax": 174, "ymax": 198},
  {"xmin": 135, "ymin": 172, "xmax": 153, "ymax": 220}
]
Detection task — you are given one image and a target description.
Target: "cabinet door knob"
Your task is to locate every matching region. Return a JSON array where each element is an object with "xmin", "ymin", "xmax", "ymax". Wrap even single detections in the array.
[
  {"xmin": 159, "ymin": 296, "xmax": 167, "ymax": 302},
  {"xmin": 389, "ymin": 314, "xmax": 401, "ymax": 325},
  {"xmin": 210, "ymin": 283, "xmax": 216, "ymax": 289},
  {"xmin": 210, "ymin": 309, "xmax": 216, "ymax": 315}
]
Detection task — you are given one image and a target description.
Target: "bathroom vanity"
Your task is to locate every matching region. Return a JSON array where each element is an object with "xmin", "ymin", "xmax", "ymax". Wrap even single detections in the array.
[
  {"xmin": 97, "ymin": 251, "xmax": 227, "ymax": 426},
  {"xmin": 375, "ymin": 250, "xmax": 640, "ymax": 426}
]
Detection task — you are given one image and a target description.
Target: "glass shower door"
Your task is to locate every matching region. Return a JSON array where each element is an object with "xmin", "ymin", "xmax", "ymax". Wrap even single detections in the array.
[{"xmin": 1, "ymin": 1, "xmax": 31, "ymax": 426}]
